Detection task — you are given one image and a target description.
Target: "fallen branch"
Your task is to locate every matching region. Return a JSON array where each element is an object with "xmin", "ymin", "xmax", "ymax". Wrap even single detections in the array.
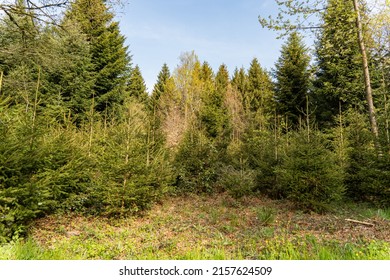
[{"xmin": 345, "ymin": 218, "xmax": 374, "ymax": 227}]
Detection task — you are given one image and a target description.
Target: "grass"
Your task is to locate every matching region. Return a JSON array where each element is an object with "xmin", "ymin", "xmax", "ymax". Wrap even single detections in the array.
[{"xmin": 0, "ymin": 194, "xmax": 389, "ymax": 260}]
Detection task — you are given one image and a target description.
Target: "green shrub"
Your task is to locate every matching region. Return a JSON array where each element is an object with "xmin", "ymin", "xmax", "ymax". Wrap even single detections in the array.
[{"xmin": 219, "ymin": 165, "xmax": 255, "ymax": 198}]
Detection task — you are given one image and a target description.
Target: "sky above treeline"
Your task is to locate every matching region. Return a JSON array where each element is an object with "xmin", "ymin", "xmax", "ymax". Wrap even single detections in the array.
[
  {"xmin": 116, "ymin": 0, "xmax": 383, "ymax": 91},
  {"xmin": 117, "ymin": 0, "xmax": 283, "ymax": 90}
]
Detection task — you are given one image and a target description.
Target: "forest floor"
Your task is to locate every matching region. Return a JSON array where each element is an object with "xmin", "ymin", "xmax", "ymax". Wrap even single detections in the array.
[{"xmin": 1, "ymin": 193, "xmax": 390, "ymax": 259}]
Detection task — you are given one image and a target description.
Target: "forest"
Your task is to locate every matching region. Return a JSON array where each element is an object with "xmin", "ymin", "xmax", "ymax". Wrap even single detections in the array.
[{"xmin": 0, "ymin": 0, "xmax": 389, "ymax": 259}]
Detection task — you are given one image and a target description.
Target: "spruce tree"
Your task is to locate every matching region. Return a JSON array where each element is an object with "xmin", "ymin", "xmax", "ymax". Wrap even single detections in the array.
[
  {"xmin": 246, "ymin": 58, "xmax": 274, "ymax": 128},
  {"xmin": 150, "ymin": 63, "xmax": 171, "ymax": 111},
  {"xmin": 215, "ymin": 64, "xmax": 229, "ymax": 95},
  {"xmin": 275, "ymin": 129, "xmax": 345, "ymax": 213},
  {"xmin": 199, "ymin": 64, "xmax": 230, "ymax": 140},
  {"xmin": 313, "ymin": 0, "xmax": 366, "ymax": 126},
  {"xmin": 127, "ymin": 65, "xmax": 148, "ymax": 104},
  {"xmin": 231, "ymin": 67, "xmax": 248, "ymax": 97},
  {"xmin": 200, "ymin": 62, "xmax": 214, "ymax": 83},
  {"xmin": 274, "ymin": 31, "xmax": 310, "ymax": 127},
  {"xmin": 66, "ymin": 0, "xmax": 131, "ymax": 115},
  {"xmin": 42, "ymin": 22, "xmax": 95, "ymax": 124},
  {"xmin": 0, "ymin": 1, "xmax": 41, "ymax": 105},
  {"xmin": 199, "ymin": 62, "xmax": 215, "ymax": 99}
]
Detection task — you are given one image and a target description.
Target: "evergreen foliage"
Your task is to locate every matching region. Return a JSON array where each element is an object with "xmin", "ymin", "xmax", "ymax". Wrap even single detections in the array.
[
  {"xmin": 275, "ymin": 129, "xmax": 345, "ymax": 212},
  {"xmin": 199, "ymin": 64, "xmax": 230, "ymax": 141},
  {"xmin": 313, "ymin": 0, "xmax": 366, "ymax": 126},
  {"xmin": 90, "ymin": 102, "xmax": 172, "ymax": 216},
  {"xmin": 174, "ymin": 130, "xmax": 219, "ymax": 193},
  {"xmin": 218, "ymin": 165, "xmax": 256, "ymax": 199},
  {"xmin": 0, "ymin": 95, "xmax": 91, "ymax": 241},
  {"xmin": 66, "ymin": 0, "xmax": 131, "ymax": 115},
  {"xmin": 231, "ymin": 67, "xmax": 248, "ymax": 97},
  {"xmin": 342, "ymin": 110, "xmax": 390, "ymax": 206},
  {"xmin": 274, "ymin": 32, "xmax": 310, "ymax": 127},
  {"xmin": 127, "ymin": 65, "xmax": 148, "ymax": 104},
  {"xmin": 243, "ymin": 129, "xmax": 279, "ymax": 197},
  {"xmin": 0, "ymin": 0, "xmax": 389, "ymax": 243},
  {"xmin": 150, "ymin": 63, "xmax": 171, "ymax": 111},
  {"xmin": 246, "ymin": 58, "xmax": 274, "ymax": 128},
  {"xmin": 42, "ymin": 22, "xmax": 95, "ymax": 124}
]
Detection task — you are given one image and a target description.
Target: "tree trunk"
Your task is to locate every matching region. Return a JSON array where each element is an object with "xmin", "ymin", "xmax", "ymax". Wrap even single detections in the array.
[{"xmin": 352, "ymin": 0, "xmax": 381, "ymax": 155}]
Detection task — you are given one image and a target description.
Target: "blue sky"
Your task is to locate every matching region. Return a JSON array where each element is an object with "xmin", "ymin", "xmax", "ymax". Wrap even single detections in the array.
[{"xmin": 116, "ymin": 0, "xmax": 285, "ymax": 91}]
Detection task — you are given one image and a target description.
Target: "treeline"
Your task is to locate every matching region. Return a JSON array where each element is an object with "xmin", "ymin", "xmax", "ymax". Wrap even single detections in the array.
[{"xmin": 0, "ymin": 0, "xmax": 389, "ymax": 242}]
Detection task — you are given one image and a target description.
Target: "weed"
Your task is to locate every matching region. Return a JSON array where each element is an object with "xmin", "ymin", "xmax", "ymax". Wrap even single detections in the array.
[{"xmin": 256, "ymin": 207, "xmax": 276, "ymax": 226}]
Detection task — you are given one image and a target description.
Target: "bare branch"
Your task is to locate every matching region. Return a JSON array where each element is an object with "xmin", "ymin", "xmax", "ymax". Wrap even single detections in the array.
[{"xmin": 0, "ymin": 0, "xmax": 70, "ymax": 26}]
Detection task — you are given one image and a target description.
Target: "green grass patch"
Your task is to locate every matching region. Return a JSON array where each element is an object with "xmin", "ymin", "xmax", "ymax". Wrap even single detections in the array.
[{"xmin": 1, "ymin": 235, "xmax": 388, "ymax": 260}]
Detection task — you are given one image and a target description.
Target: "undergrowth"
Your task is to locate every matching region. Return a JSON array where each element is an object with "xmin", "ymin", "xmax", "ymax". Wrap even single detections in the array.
[{"xmin": 0, "ymin": 194, "xmax": 389, "ymax": 260}]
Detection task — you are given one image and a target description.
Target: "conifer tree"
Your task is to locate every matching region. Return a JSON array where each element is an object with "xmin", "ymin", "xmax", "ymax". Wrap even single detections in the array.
[
  {"xmin": 200, "ymin": 62, "xmax": 214, "ymax": 83},
  {"xmin": 43, "ymin": 22, "xmax": 95, "ymax": 124},
  {"xmin": 66, "ymin": 0, "xmax": 131, "ymax": 115},
  {"xmin": 215, "ymin": 64, "xmax": 229, "ymax": 94},
  {"xmin": 231, "ymin": 67, "xmax": 247, "ymax": 97},
  {"xmin": 199, "ymin": 62, "xmax": 215, "ymax": 98},
  {"xmin": 260, "ymin": 0, "xmax": 381, "ymax": 151},
  {"xmin": 0, "ymin": 1, "xmax": 41, "ymax": 104},
  {"xmin": 127, "ymin": 65, "xmax": 148, "ymax": 104},
  {"xmin": 274, "ymin": 31, "xmax": 310, "ymax": 127},
  {"xmin": 199, "ymin": 64, "xmax": 230, "ymax": 140},
  {"xmin": 313, "ymin": 0, "xmax": 366, "ymax": 126},
  {"xmin": 246, "ymin": 58, "xmax": 274, "ymax": 128},
  {"xmin": 150, "ymin": 63, "xmax": 170, "ymax": 111},
  {"xmin": 275, "ymin": 129, "xmax": 345, "ymax": 212}
]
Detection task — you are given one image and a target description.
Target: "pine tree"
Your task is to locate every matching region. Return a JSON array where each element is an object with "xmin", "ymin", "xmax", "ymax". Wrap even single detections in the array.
[
  {"xmin": 66, "ymin": 0, "xmax": 131, "ymax": 115},
  {"xmin": 313, "ymin": 0, "xmax": 366, "ymax": 126},
  {"xmin": 127, "ymin": 65, "xmax": 148, "ymax": 104},
  {"xmin": 274, "ymin": 31, "xmax": 310, "ymax": 127}
]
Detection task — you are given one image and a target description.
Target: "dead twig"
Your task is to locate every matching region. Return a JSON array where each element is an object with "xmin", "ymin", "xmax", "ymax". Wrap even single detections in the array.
[{"xmin": 345, "ymin": 218, "xmax": 375, "ymax": 227}]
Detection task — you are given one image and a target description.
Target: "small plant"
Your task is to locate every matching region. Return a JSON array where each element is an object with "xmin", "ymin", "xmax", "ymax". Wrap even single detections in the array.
[
  {"xmin": 376, "ymin": 209, "xmax": 390, "ymax": 221},
  {"xmin": 256, "ymin": 207, "xmax": 276, "ymax": 226},
  {"xmin": 219, "ymin": 165, "xmax": 256, "ymax": 198}
]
